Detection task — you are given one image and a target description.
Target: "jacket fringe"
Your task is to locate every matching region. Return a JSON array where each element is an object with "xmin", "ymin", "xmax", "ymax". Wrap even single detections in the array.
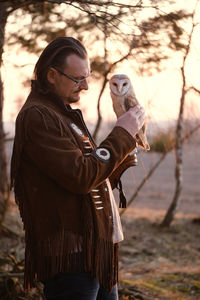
[{"xmin": 23, "ymin": 231, "xmax": 118, "ymax": 291}]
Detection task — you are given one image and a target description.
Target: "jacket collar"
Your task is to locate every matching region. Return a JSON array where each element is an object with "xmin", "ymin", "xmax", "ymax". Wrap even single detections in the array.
[{"xmin": 28, "ymin": 80, "xmax": 74, "ymax": 115}]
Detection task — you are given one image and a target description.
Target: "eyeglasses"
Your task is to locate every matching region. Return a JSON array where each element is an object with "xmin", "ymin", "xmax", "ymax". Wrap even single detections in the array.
[{"xmin": 52, "ymin": 67, "xmax": 92, "ymax": 86}]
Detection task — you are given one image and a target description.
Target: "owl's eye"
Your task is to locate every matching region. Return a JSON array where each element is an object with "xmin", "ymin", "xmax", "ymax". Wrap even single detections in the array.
[
  {"xmin": 123, "ymin": 82, "xmax": 128, "ymax": 86},
  {"xmin": 113, "ymin": 83, "xmax": 118, "ymax": 87}
]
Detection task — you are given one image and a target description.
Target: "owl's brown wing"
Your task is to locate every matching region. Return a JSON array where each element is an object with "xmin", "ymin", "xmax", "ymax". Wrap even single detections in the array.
[
  {"xmin": 119, "ymin": 95, "xmax": 150, "ymax": 150},
  {"xmin": 136, "ymin": 124, "xmax": 150, "ymax": 151},
  {"xmin": 124, "ymin": 96, "xmax": 150, "ymax": 151},
  {"xmin": 124, "ymin": 96, "xmax": 138, "ymax": 111}
]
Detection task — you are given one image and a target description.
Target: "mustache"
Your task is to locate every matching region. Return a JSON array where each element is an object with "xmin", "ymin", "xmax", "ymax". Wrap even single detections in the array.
[{"xmin": 73, "ymin": 89, "xmax": 82, "ymax": 94}]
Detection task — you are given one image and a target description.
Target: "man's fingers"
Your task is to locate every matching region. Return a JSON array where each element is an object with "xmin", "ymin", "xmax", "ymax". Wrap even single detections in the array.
[
  {"xmin": 136, "ymin": 110, "xmax": 145, "ymax": 120},
  {"xmin": 116, "ymin": 103, "xmax": 146, "ymax": 137},
  {"xmin": 129, "ymin": 104, "xmax": 144, "ymax": 114}
]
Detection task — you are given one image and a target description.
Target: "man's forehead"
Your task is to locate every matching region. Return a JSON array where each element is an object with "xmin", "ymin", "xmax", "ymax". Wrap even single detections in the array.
[{"xmin": 65, "ymin": 54, "xmax": 89, "ymax": 74}]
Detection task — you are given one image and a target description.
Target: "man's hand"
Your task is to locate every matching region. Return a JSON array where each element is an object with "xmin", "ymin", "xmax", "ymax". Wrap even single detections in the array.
[{"xmin": 115, "ymin": 105, "xmax": 145, "ymax": 138}]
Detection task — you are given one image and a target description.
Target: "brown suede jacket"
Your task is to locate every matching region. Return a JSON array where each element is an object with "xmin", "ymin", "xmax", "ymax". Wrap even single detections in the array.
[{"xmin": 11, "ymin": 82, "xmax": 136, "ymax": 290}]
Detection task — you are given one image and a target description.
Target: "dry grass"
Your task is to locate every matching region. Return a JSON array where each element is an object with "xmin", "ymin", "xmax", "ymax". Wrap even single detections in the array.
[{"xmin": 119, "ymin": 213, "xmax": 200, "ymax": 299}]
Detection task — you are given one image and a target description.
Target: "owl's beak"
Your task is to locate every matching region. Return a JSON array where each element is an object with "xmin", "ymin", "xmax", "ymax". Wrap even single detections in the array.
[{"xmin": 118, "ymin": 84, "xmax": 123, "ymax": 93}]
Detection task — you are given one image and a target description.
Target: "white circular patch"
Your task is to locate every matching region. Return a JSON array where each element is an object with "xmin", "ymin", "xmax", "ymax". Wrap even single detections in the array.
[
  {"xmin": 95, "ymin": 148, "xmax": 110, "ymax": 161},
  {"xmin": 70, "ymin": 123, "xmax": 84, "ymax": 137}
]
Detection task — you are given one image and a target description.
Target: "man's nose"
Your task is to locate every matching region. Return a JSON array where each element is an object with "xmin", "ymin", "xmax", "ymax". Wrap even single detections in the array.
[{"xmin": 80, "ymin": 79, "xmax": 89, "ymax": 90}]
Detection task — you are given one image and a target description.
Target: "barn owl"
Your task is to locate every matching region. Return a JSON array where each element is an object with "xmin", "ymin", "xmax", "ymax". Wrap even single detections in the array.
[{"xmin": 109, "ymin": 74, "xmax": 150, "ymax": 151}]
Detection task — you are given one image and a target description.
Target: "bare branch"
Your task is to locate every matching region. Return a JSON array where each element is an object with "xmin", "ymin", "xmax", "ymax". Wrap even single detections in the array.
[
  {"xmin": 120, "ymin": 123, "xmax": 200, "ymax": 217},
  {"xmin": 120, "ymin": 152, "xmax": 167, "ymax": 216},
  {"xmin": 41, "ymin": 0, "xmax": 157, "ymax": 10},
  {"xmin": 3, "ymin": 0, "xmax": 164, "ymax": 25},
  {"xmin": 107, "ymin": 49, "xmax": 133, "ymax": 74},
  {"xmin": 187, "ymin": 86, "xmax": 200, "ymax": 95}
]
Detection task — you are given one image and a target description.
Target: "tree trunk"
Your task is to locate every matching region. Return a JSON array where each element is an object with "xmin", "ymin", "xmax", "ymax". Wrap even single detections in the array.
[
  {"xmin": 0, "ymin": 3, "xmax": 9, "ymax": 225},
  {"xmin": 161, "ymin": 2, "xmax": 197, "ymax": 226},
  {"xmin": 92, "ymin": 24, "xmax": 108, "ymax": 142},
  {"xmin": 92, "ymin": 78, "xmax": 107, "ymax": 140},
  {"xmin": 161, "ymin": 88, "xmax": 185, "ymax": 227}
]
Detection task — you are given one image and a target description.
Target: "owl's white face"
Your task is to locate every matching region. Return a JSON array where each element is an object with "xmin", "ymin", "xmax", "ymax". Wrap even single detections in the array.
[{"xmin": 109, "ymin": 75, "xmax": 131, "ymax": 96}]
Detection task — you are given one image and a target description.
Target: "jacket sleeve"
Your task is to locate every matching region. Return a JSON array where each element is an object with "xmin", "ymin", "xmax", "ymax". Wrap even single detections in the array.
[
  {"xmin": 109, "ymin": 153, "xmax": 138, "ymax": 190},
  {"xmin": 22, "ymin": 107, "xmax": 136, "ymax": 194}
]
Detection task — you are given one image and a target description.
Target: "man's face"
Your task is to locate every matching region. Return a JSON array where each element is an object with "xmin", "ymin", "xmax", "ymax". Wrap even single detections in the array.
[{"xmin": 48, "ymin": 54, "xmax": 90, "ymax": 105}]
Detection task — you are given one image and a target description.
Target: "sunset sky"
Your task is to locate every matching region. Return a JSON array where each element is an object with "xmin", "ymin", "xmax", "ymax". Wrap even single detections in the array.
[{"xmin": 2, "ymin": 0, "xmax": 200, "ymax": 132}]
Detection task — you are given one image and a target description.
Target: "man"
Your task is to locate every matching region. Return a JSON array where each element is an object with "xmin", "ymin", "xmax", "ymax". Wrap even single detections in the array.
[{"xmin": 11, "ymin": 37, "xmax": 145, "ymax": 300}]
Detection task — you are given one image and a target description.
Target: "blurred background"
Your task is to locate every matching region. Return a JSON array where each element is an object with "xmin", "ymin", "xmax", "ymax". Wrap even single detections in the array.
[{"xmin": 0, "ymin": 0, "xmax": 200, "ymax": 299}]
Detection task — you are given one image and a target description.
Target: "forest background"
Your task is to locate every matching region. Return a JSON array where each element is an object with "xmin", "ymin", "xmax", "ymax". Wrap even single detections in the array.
[{"xmin": 0, "ymin": 0, "xmax": 200, "ymax": 299}]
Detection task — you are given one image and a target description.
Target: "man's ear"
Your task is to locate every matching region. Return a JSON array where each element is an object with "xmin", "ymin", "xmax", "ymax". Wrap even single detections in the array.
[{"xmin": 47, "ymin": 67, "xmax": 57, "ymax": 85}]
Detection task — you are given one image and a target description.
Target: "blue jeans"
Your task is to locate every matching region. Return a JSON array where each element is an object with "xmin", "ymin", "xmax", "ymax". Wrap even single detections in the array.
[{"xmin": 43, "ymin": 271, "xmax": 118, "ymax": 300}]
